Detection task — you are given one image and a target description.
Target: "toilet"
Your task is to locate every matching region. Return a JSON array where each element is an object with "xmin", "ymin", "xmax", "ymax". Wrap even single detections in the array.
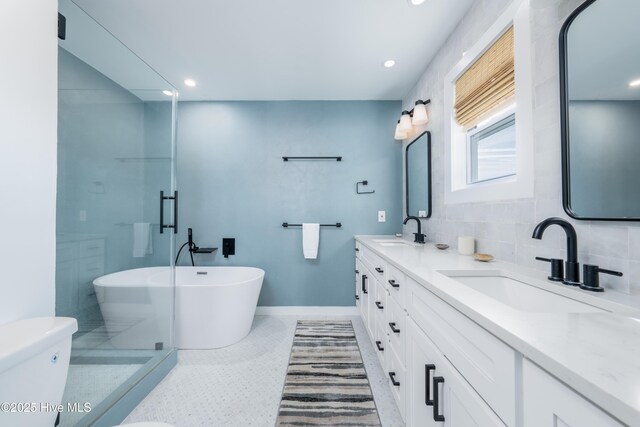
[
  {"xmin": 0, "ymin": 317, "xmax": 77, "ymax": 427},
  {"xmin": 0, "ymin": 316, "xmax": 174, "ymax": 427}
]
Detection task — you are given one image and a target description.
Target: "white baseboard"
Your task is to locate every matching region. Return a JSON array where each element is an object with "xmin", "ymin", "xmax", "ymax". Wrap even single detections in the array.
[{"xmin": 256, "ymin": 306, "xmax": 359, "ymax": 316}]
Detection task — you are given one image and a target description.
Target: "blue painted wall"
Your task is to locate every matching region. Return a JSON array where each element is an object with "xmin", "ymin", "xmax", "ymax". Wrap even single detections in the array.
[{"xmin": 176, "ymin": 101, "xmax": 402, "ymax": 306}]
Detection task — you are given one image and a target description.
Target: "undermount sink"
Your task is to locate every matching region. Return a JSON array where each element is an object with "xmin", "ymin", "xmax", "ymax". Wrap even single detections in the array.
[
  {"xmin": 379, "ymin": 242, "xmax": 410, "ymax": 247},
  {"xmin": 439, "ymin": 270, "xmax": 604, "ymax": 313},
  {"xmin": 373, "ymin": 239, "xmax": 412, "ymax": 247}
]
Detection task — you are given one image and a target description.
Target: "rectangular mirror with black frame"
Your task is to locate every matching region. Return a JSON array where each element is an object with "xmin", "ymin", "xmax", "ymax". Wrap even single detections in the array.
[
  {"xmin": 405, "ymin": 131, "xmax": 432, "ymax": 219},
  {"xmin": 560, "ymin": 0, "xmax": 640, "ymax": 221}
]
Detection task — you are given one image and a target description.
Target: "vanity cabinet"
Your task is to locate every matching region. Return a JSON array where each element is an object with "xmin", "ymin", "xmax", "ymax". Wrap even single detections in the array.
[
  {"xmin": 358, "ymin": 243, "xmax": 504, "ymax": 425},
  {"xmin": 56, "ymin": 237, "xmax": 105, "ymax": 317},
  {"xmin": 407, "ymin": 319, "xmax": 506, "ymax": 427},
  {"xmin": 523, "ymin": 360, "xmax": 623, "ymax": 427},
  {"xmin": 406, "ymin": 275, "xmax": 516, "ymax": 426},
  {"xmin": 354, "ymin": 239, "xmax": 627, "ymax": 427}
]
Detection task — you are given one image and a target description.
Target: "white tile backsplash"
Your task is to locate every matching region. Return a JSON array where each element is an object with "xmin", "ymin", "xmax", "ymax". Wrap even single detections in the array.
[{"xmin": 402, "ymin": 0, "xmax": 640, "ymax": 294}]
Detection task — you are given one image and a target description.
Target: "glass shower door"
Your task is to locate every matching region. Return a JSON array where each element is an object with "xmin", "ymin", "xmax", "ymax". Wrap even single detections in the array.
[{"xmin": 56, "ymin": 0, "xmax": 177, "ymax": 425}]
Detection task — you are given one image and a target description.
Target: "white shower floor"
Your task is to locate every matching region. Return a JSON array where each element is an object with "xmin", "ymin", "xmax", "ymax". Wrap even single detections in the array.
[
  {"xmin": 61, "ymin": 364, "xmax": 143, "ymax": 427},
  {"xmin": 123, "ymin": 315, "xmax": 404, "ymax": 426}
]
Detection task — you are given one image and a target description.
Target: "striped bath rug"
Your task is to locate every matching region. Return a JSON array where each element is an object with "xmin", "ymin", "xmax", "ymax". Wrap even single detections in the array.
[{"xmin": 275, "ymin": 320, "xmax": 381, "ymax": 426}]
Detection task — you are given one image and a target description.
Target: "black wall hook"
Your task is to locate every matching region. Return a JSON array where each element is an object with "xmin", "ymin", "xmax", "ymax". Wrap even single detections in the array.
[{"xmin": 356, "ymin": 180, "xmax": 375, "ymax": 194}]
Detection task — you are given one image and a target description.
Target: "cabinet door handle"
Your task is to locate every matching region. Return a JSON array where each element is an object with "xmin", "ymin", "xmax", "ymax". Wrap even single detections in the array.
[
  {"xmin": 355, "ymin": 295, "xmax": 359, "ymax": 300},
  {"xmin": 355, "ymin": 248, "xmax": 360, "ymax": 252},
  {"xmin": 375, "ymin": 341, "xmax": 384, "ymax": 351},
  {"xmin": 355, "ymin": 269, "xmax": 359, "ymax": 274},
  {"xmin": 388, "ymin": 322, "xmax": 400, "ymax": 333},
  {"xmin": 362, "ymin": 275, "xmax": 368, "ymax": 294},
  {"xmin": 388, "ymin": 372, "xmax": 400, "ymax": 386},
  {"xmin": 425, "ymin": 364, "xmax": 435, "ymax": 406},
  {"xmin": 432, "ymin": 376, "xmax": 445, "ymax": 422},
  {"xmin": 388, "ymin": 279, "xmax": 400, "ymax": 288},
  {"xmin": 375, "ymin": 267, "xmax": 384, "ymax": 273},
  {"xmin": 375, "ymin": 301, "xmax": 384, "ymax": 310}
]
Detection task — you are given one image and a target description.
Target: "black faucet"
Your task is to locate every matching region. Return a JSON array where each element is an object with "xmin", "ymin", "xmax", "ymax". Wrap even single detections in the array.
[
  {"xmin": 403, "ymin": 216, "xmax": 426, "ymax": 244},
  {"xmin": 532, "ymin": 217, "xmax": 580, "ymax": 286}
]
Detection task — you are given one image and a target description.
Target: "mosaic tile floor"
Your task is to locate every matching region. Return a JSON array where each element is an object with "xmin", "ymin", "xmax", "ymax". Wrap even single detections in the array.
[
  {"xmin": 123, "ymin": 315, "xmax": 404, "ymax": 426},
  {"xmin": 61, "ymin": 364, "xmax": 143, "ymax": 427}
]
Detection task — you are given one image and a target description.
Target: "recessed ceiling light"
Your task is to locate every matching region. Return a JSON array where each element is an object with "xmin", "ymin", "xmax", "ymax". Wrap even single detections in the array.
[
  {"xmin": 383, "ymin": 60, "xmax": 396, "ymax": 68},
  {"xmin": 409, "ymin": 0, "xmax": 426, "ymax": 5},
  {"xmin": 629, "ymin": 79, "xmax": 640, "ymax": 87},
  {"xmin": 184, "ymin": 78, "xmax": 197, "ymax": 87},
  {"xmin": 162, "ymin": 90, "xmax": 173, "ymax": 96}
]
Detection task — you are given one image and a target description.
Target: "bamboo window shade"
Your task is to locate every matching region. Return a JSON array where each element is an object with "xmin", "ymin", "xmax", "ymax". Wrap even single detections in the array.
[{"xmin": 455, "ymin": 26, "xmax": 515, "ymax": 130}]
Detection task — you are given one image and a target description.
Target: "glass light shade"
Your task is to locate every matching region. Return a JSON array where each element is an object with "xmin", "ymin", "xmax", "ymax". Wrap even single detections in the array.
[
  {"xmin": 394, "ymin": 121, "xmax": 408, "ymax": 140},
  {"xmin": 412, "ymin": 103, "xmax": 429, "ymax": 125},
  {"xmin": 399, "ymin": 111, "xmax": 413, "ymax": 133}
]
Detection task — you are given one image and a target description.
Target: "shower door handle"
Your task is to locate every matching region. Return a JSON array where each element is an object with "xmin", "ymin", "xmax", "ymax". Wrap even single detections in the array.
[{"xmin": 160, "ymin": 190, "xmax": 178, "ymax": 234}]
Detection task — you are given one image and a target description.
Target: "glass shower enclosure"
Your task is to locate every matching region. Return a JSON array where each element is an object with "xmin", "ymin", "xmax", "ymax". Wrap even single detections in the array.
[{"xmin": 56, "ymin": 1, "xmax": 177, "ymax": 425}]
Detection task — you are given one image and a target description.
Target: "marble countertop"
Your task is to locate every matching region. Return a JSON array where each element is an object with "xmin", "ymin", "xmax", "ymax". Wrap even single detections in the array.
[{"xmin": 356, "ymin": 235, "xmax": 640, "ymax": 427}]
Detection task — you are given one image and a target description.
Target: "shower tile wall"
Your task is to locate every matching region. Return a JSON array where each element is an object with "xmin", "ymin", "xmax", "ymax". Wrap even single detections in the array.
[{"xmin": 401, "ymin": 0, "xmax": 640, "ymax": 294}]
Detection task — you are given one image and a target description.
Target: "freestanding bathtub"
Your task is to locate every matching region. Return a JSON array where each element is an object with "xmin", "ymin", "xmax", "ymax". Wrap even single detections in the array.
[{"xmin": 93, "ymin": 266, "xmax": 264, "ymax": 350}]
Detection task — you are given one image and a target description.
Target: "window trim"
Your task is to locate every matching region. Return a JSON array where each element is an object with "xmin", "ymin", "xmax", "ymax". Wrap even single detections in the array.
[{"xmin": 444, "ymin": 0, "xmax": 534, "ymax": 205}]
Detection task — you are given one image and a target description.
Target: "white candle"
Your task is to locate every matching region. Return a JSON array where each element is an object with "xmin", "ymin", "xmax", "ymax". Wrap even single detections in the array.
[{"xmin": 458, "ymin": 236, "xmax": 475, "ymax": 255}]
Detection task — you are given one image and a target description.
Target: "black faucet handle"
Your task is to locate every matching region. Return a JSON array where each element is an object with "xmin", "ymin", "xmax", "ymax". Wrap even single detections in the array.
[
  {"xmin": 580, "ymin": 264, "xmax": 623, "ymax": 292},
  {"xmin": 535, "ymin": 257, "xmax": 564, "ymax": 282},
  {"xmin": 414, "ymin": 233, "xmax": 426, "ymax": 244}
]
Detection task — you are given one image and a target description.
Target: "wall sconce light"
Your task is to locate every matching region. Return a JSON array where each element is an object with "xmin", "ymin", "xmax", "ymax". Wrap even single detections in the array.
[
  {"xmin": 394, "ymin": 99, "xmax": 431, "ymax": 140},
  {"xmin": 394, "ymin": 120, "xmax": 408, "ymax": 140},
  {"xmin": 412, "ymin": 100, "xmax": 429, "ymax": 125}
]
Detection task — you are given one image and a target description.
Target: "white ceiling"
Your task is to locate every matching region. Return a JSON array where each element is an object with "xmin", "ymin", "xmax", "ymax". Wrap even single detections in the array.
[{"xmin": 69, "ymin": 0, "xmax": 474, "ymax": 101}]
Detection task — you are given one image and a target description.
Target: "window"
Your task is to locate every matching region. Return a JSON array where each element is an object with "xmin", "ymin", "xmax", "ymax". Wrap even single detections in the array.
[
  {"xmin": 444, "ymin": 0, "xmax": 534, "ymax": 204},
  {"xmin": 467, "ymin": 111, "xmax": 516, "ymax": 184}
]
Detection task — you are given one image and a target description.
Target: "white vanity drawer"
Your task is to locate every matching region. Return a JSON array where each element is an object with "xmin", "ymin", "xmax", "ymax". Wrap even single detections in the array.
[
  {"xmin": 523, "ymin": 360, "xmax": 623, "ymax": 427},
  {"xmin": 373, "ymin": 280, "xmax": 387, "ymax": 328},
  {"xmin": 374, "ymin": 313, "xmax": 387, "ymax": 370},
  {"xmin": 77, "ymin": 256, "xmax": 103, "ymax": 311},
  {"xmin": 78, "ymin": 239, "xmax": 105, "ymax": 258},
  {"xmin": 360, "ymin": 247, "xmax": 387, "ymax": 281},
  {"xmin": 406, "ymin": 277, "xmax": 516, "ymax": 427},
  {"xmin": 386, "ymin": 263, "xmax": 406, "ymax": 309},
  {"xmin": 387, "ymin": 343, "xmax": 407, "ymax": 421},
  {"xmin": 386, "ymin": 292, "xmax": 407, "ymax": 366},
  {"xmin": 77, "ymin": 256, "xmax": 104, "ymax": 283}
]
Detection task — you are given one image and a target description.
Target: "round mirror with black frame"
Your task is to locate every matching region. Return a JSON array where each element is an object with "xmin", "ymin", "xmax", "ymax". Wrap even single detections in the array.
[
  {"xmin": 405, "ymin": 131, "xmax": 432, "ymax": 219},
  {"xmin": 560, "ymin": 0, "xmax": 640, "ymax": 221}
]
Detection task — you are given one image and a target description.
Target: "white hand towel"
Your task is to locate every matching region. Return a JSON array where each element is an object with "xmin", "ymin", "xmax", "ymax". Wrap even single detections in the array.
[
  {"xmin": 302, "ymin": 223, "xmax": 320, "ymax": 259},
  {"xmin": 133, "ymin": 222, "xmax": 152, "ymax": 258}
]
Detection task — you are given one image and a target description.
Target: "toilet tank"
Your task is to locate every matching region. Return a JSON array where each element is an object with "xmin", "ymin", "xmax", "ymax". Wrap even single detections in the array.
[{"xmin": 0, "ymin": 317, "xmax": 77, "ymax": 427}]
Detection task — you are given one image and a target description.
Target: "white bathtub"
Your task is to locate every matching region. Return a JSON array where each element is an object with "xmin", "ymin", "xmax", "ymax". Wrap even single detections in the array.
[{"xmin": 93, "ymin": 266, "xmax": 264, "ymax": 350}]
